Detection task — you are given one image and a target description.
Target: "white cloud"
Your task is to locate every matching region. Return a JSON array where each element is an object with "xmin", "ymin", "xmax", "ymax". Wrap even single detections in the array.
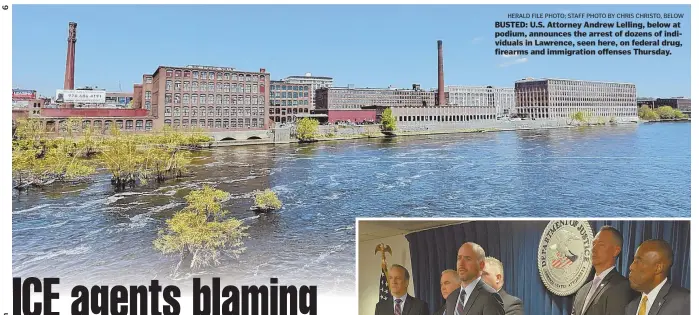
[
  {"xmin": 499, "ymin": 57, "xmax": 528, "ymax": 67},
  {"xmin": 502, "ymin": 52, "xmax": 518, "ymax": 58}
]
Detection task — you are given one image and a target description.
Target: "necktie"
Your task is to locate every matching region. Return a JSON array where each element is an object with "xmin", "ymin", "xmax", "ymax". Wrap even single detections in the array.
[
  {"xmin": 582, "ymin": 276, "xmax": 602, "ymax": 314},
  {"xmin": 637, "ymin": 296, "xmax": 648, "ymax": 315},
  {"xmin": 394, "ymin": 298, "xmax": 402, "ymax": 315},
  {"xmin": 455, "ymin": 290, "xmax": 467, "ymax": 315}
]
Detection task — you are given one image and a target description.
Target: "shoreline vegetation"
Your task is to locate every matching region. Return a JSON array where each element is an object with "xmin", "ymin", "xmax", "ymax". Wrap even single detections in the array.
[
  {"xmin": 638, "ymin": 105, "xmax": 689, "ymax": 121},
  {"xmin": 12, "ymin": 117, "xmax": 214, "ymax": 191},
  {"xmin": 12, "ymin": 112, "xmax": 689, "ymax": 190}
]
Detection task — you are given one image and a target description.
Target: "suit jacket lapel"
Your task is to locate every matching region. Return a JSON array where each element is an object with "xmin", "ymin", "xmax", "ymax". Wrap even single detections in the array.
[
  {"xmin": 402, "ymin": 295, "xmax": 414, "ymax": 315},
  {"xmin": 627, "ymin": 297, "xmax": 640, "ymax": 315},
  {"xmin": 445, "ymin": 289, "xmax": 459, "ymax": 315},
  {"xmin": 462, "ymin": 281, "xmax": 482, "ymax": 315},
  {"xmin": 585, "ymin": 270, "xmax": 618, "ymax": 314},
  {"xmin": 576, "ymin": 281, "xmax": 592, "ymax": 315},
  {"xmin": 647, "ymin": 281, "xmax": 671, "ymax": 315},
  {"xmin": 385, "ymin": 297, "xmax": 396, "ymax": 315}
]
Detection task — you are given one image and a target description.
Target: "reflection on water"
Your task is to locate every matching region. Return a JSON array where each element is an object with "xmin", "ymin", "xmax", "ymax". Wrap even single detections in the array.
[{"xmin": 12, "ymin": 123, "xmax": 690, "ymax": 294}]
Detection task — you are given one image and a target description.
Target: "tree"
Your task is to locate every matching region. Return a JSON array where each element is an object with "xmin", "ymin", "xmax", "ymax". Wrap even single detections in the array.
[
  {"xmin": 12, "ymin": 118, "xmax": 96, "ymax": 189},
  {"xmin": 639, "ymin": 105, "xmax": 660, "ymax": 120},
  {"xmin": 296, "ymin": 118, "xmax": 319, "ymax": 142},
  {"xmin": 673, "ymin": 109, "xmax": 686, "ymax": 119},
  {"xmin": 154, "ymin": 186, "xmax": 248, "ymax": 271},
  {"xmin": 380, "ymin": 108, "xmax": 397, "ymax": 132},
  {"xmin": 571, "ymin": 111, "xmax": 590, "ymax": 125},
  {"xmin": 252, "ymin": 189, "xmax": 282, "ymax": 212},
  {"xmin": 656, "ymin": 106, "xmax": 676, "ymax": 119}
]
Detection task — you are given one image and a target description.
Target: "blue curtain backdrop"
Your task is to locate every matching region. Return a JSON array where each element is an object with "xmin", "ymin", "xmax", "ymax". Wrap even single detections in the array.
[{"xmin": 404, "ymin": 220, "xmax": 690, "ymax": 315}]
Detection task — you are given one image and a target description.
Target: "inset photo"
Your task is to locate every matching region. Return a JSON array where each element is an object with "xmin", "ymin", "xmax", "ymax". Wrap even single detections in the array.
[{"xmin": 357, "ymin": 219, "xmax": 690, "ymax": 315}]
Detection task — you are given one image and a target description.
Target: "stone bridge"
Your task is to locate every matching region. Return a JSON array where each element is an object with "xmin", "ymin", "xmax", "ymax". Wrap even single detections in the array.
[
  {"xmin": 209, "ymin": 129, "xmax": 273, "ymax": 142},
  {"xmin": 208, "ymin": 128, "xmax": 292, "ymax": 143}
]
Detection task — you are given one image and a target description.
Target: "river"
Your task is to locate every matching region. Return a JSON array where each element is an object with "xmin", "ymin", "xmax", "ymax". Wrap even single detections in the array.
[{"xmin": 12, "ymin": 122, "xmax": 690, "ymax": 295}]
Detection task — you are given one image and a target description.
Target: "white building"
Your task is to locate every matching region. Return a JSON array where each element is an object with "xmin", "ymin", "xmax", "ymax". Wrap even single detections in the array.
[
  {"xmin": 514, "ymin": 78, "xmax": 638, "ymax": 121},
  {"xmin": 445, "ymin": 86, "xmax": 515, "ymax": 117},
  {"xmin": 283, "ymin": 73, "xmax": 333, "ymax": 108}
]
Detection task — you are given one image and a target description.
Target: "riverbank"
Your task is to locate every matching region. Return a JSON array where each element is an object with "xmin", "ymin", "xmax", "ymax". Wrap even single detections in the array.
[
  {"xmin": 211, "ymin": 118, "xmax": 648, "ymax": 147},
  {"xmin": 641, "ymin": 118, "xmax": 691, "ymax": 123}
]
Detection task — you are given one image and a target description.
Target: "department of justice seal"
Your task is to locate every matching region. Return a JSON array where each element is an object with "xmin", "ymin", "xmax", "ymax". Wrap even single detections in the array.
[{"xmin": 537, "ymin": 220, "xmax": 594, "ymax": 296}]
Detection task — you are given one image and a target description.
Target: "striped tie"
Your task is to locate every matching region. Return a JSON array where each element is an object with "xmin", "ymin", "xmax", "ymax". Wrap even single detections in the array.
[
  {"xmin": 637, "ymin": 296, "xmax": 648, "ymax": 315},
  {"xmin": 455, "ymin": 290, "xmax": 467, "ymax": 315},
  {"xmin": 394, "ymin": 298, "xmax": 402, "ymax": 315}
]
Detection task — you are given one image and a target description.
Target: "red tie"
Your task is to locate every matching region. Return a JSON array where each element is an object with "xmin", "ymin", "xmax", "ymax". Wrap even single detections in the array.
[{"xmin": 394, "ymin": 299, "xmax": 402, "ymax": 315}]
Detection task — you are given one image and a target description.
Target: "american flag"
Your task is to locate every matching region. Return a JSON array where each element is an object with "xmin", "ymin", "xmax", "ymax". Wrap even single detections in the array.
[
  {"xmin": 552, "ymin": 251, "xmax": 575, "ymax": 269},
  {"xmin": 379, "ymin": 271, "xmax": 390, "ymax": 301}
]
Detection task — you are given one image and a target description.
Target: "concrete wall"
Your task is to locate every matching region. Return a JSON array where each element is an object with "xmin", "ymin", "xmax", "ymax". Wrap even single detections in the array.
[
  {"xmin": 396, "ymin": 117, "xmax": 639, "ymax": 133},
  {"xmin": 358, "ymin": 234, "xmax": 414, "ymax": 315},
  {"xmin": 318, "ymin": 124, "xmax": 382, "ymax": 137}
]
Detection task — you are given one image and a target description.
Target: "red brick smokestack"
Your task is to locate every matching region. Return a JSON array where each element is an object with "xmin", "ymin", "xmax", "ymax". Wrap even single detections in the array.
[
  {"xmin": 64, "ymin": 22, "xmax": 77, "ymax": 91},
  {"xmin": 437, "ymin": 40, "xmax": 445, "ymax": 105}
]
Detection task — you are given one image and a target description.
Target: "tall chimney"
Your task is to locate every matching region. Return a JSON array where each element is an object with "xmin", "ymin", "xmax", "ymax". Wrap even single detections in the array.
[
  {"xmin": 437, "ymin": 40, "xmax": 446, "ymax": 105},
  {"xmin": 64, "ymin": 22, "xmax": 77, "ymax": 92}
]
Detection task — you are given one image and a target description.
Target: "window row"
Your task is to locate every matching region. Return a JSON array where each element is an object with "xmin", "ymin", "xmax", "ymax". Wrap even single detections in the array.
[
  {"xmin": 77, "ymin": 119, "xmax": 153, "ymax": 131},
  {"xmin": 165, "ymin": 81, "xmax": 264, "ymax": 93},
  {"xmin": 165, "ymin": 69, "xmax": 266, "ymax": 82},
  {"xmin": 271, "ymin": 85, "xmax": 310, "ymax": 91},
  {"xmin": 398, "ymin": 114, "xmax": 496, "ymax": 122},
  {"xmin": 164, "ymin": 106, "xmax": 265, "ymax": 117},
  {"xmin": 269, "ymin": 108, "xmax": 310, "ymax": 115},
  {"xmin": 271, "ymin": 92, "xmax": 309, "ymax": 99},
  {"xmin": 164, "ymin": 118, "xmax": 261, "ymax": 129},
  {"xmin": 271, "ymin": 100, "xmax": 309, "ymax": 106},
  {"xmin": 164, "ymin": 94, "xmax": 265, "ymax": 105}
]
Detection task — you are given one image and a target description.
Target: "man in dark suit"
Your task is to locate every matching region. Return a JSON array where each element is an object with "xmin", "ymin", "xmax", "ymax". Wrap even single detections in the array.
[
  {"xmin": 444, "ymin": 242, "xmax": 505, "ymax": 315},
  {"xmin": 434, "ymin": 269, "xmax": 461, "ymax": 315},
  {"xmin": 375, "ymin": 264, "xmax": 430, "ymax": 315},
  {"xmin": 481, "ymin": 257, "xmax": 524, "ymax": 315},
  {"xmin": 625, "ymin": 239, "xmax": 690, "ymax": 315},
  {"xmin": 572, "ymin": 226, "xmax": 637, "ymax": 315}
]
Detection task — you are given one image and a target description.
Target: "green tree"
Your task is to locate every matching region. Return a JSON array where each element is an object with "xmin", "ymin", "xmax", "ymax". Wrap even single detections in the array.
[
  {"xmin": 380, "ymin": 108, "xmax": 397, "ymax": 132},
  {"xmin": 639, "ymin": 105, "xmax": 660, "ymax": 120},
  {"xmin": 656, "ymin": 106, "xmax": 676, "ymax": 119},
  {"xmin": 571, "ymin": 111, "xmax": 590, "ymax": 125},
  {"xmin": 296, "ymin": 118, "xmax": 319, "ymax": 142},
  {"xmin": 672, "ymin": 109, "xmax": 686, "ymax": 119},
  {"xmin": 154, "ymin": 186, "xmax": 248, "ymax": 271},
  {"xmin": 12, "ymin": 118, "xmax": 96, "ymax": 189},
  {"xmin": 253, "ymin": 189, "xmax": 282, "ymax": 212}
]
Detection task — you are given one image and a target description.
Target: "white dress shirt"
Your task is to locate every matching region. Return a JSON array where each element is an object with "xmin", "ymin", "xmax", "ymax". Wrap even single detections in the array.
[
  {"xmin": 393, "ymin": 293, "xmax": 407, "ymax": 314},
  {"xmin": 635, "ymin": 277, "xmax": 668, "ymax": 315}
]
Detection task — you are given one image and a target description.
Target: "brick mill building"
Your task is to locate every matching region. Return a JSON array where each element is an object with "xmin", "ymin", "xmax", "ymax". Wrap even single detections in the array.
[
  {"xmin": 269, "ymin": 80, "xmax": 312, "ymax": 124},
  {"xmin": 446, "ymin": 86, "xmax": 515, "ymax": 118},
  {"xmin": 137, "ymin": 65, "xmax": 271, "ymax": 130},
  {"xmin": 514, "ymin": 78, "xmax": 638, "ymax": 121},
  {"xmin": 314, "ymin": 84, "xmax": 438, "ymax": 123}
]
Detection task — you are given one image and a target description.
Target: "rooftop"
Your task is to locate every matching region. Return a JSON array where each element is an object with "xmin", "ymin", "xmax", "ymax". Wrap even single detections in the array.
[{"xmin": 515, "ymin": 77, "xmax": 635, "ymax": 85}]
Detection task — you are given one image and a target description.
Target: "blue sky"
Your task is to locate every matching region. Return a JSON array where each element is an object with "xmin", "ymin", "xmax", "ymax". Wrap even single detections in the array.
[{"xmin": 12, "ymin": 4, "xmax": 691, "ymax": 98}]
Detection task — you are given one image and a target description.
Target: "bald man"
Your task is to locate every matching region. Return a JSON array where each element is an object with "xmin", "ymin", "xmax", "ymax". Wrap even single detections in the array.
[
  {"xmin": 624, "ymin": 239, "xmax": 690, "ymax": 315},
  {"xmin": 434, "ymin": 270, "xmax": 461, "ymax": 315},
  {"xmin": 444, "ymin": 242, "xmax": 505, "ymax": 315},
  {"xmin": 482, "ymin": 257, "xmax": 524, "ymax": 315},
  {"xmin": 572, "ymin": 226, "xmax": 637, "ymax": 315}
]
